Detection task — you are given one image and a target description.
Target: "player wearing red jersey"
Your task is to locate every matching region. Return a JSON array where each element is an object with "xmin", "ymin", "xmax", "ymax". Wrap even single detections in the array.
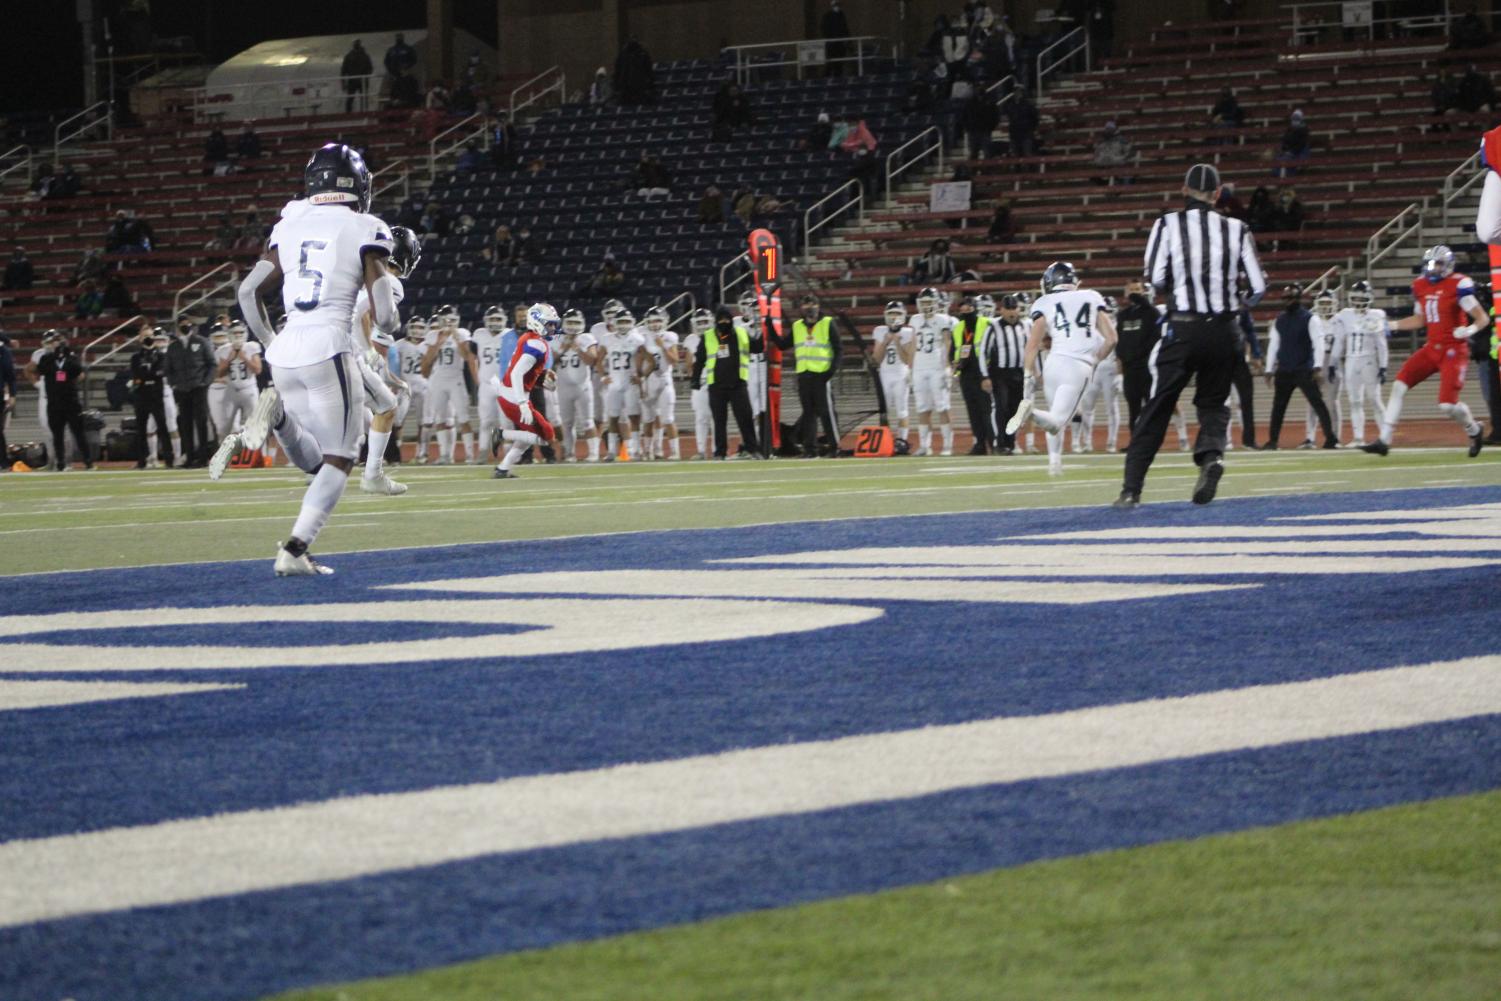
[
  {"xmin": 491, "ymin": 303, "xmax": 559, "ymax": 479},
  {"xmin": 1361, "ymin": 245, "xmax": 1489, "ymax": 457}
]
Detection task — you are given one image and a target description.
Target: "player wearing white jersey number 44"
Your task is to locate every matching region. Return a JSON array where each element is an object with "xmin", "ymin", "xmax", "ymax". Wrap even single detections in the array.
[
  {"xmin": 1008, "ymin": 262, "xmax": 1118, "ymax": 477},
  {"xmin": 233, "ymin": 143, "xmax": 399, "ymax": 576}
]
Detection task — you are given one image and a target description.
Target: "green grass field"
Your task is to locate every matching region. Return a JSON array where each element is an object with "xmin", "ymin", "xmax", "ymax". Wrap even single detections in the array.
[{"xmin": 0, "ymin": 447, "xmax": 1494, "ymax": 576}]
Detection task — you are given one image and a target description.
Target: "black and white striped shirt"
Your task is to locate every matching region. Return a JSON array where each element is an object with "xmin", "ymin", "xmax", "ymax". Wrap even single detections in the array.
[
  {"xmin": 1144, "ymin": 202, "xmax": 1265, "ymax": 315},
  {"xmin": 980, "ymin": 316, "xmax": 1029, "ymax": 373}
]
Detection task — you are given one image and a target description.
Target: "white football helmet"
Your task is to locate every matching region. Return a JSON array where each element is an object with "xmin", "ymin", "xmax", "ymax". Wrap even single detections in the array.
[
  {"xmin": 434, "ymin": 304, "xmax": 460, "ymax": 330},
  {"xmin": 975, "ymin": 294, "xmax": 996, "ymax": 318},
  {"xmin": 1313, "ymin": 290, "xmax": 1337, "ymax": 320},
  {"xmin": 562, "ymin": 308, "xmax": 586, "ymax": 336},
  {"xmin": 691, "ymin": 307, "xmax": 713, "ymax": 334},
  {"xmin": 1347, "ymin": 280, "xmax": 1374, "ymax": 310},
  {"xmin": 209, "ymin": 324, "xmax": 230, "ymax": 348},
  {"xmin": 613, "ymin": 312, "xmax": 636, "ymax": 334},
  {"xmin": 601, "ymin": 298, "xmax": 625, "ymax": 325},
  {"xmin": 645, "ymin": 306, "xmax": 668, "ymax": 333},
  {"xmin": 406, "ymin": 316, "xmax": 427, "ymax": 340},
  {"xmin": 883, "ymin": 301, "xmax": 907, "ymax": 327},
  {"xmin": 738, "ymin": 291, "xmax": 758, "ymax": 321},
  {"xmin": 371, "ymin": 329, "xmax": 395, "ymax": 350},
  {"xmin": 526, "ymin": 302, "xmax": 561, "ymax": 339},
  {"xmin": 484, "ymin": 305, "xmax": 507, "ymax": 334},
  {"xmin": 229, "ymin": 321, "xmax": 248, "ymax": 346},
  {"xmin": 916, "ymin": 287, "xmax": 940, "ymax": 317},
  {"xmin": 1422, "ymin": 245, "xmax": 1456, "ymax": 282}
]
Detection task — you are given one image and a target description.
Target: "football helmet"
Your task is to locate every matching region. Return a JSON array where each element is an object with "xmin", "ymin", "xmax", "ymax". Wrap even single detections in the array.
[
  {"xmin": 613, "ymin": 311, "xmax": 636, "ymax": 334},
  {"xmin": 406, "ymin": 316, "xmax": 428, "ymax": 341},
  {"xmin": 1348, "ymin": 280, "xmax": 1374, "ymax": 310},
  {"xmin": 883, "ymin": 301, "xmax": 908, "ymax": 327},
  {"xmin": 229, "ymin": 321, "xmax": 247, "ymax": 346},
  {"xmin": 209, "ymin": 323, "xmax": 230, "ymax": 347},
  {"xmin": 645, "ymin": 307, "xmax": 668, "ymax": 333},
  {"xmin": 389, "ymin": 226, "xmax": 422, "ymax": 278},
  {"xmin": 483, "ymin": 306, "xmax": 507, "ymax": 334},
  {"xmin": 691, "ymin": 307, "xmax": 714, "ymax": 334},
  {"xmin": 434, "ymin": 304, "xmax": 459, "ymax": 330},
  {"xmin": 601, "ymin": 298, "xmax": 625, "ymax": 325},
  {"xmin": 562, "ymin": 308, "xmax": 587, "ymax": 336},
  {"xmin": 1041, "ymin": 261, "xmax": 1078, "ymax": 294},
  {"xmin": 303, "ymin": 143, "xmax": 371, "ymax": 212},
  {"xmin": 975, "ymin": 294, "xmax": 996, "ymax": 318},
  {"xmin": 738, "ymin": 290, "xmax": 759, "ymax": 321},
  {"xmin": 526, "ymin": 302, "xmax": 561, "ymax": 339},
  {"xmin": 370, "ymin": 330, "xmax": 396, "ymax": 350},
  {"xmin": 916, "ymin": 287, "xmax": 940, "ymax": 316},
  {"xmin": 1101, "ymin": 295, "xmax": 1118, "ymax": 315},
  {"xmin": 1313, "ymin": 289, "xmax": 1337, "ymax": 319},
  {"xmin": 1422, "ymin": 245, "xmax": 1456, "ymax": 283}
]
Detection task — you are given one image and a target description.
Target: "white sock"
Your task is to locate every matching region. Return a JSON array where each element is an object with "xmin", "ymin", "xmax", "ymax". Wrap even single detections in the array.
[
  {"xmin": 364, "ymin": 430, "xmax": 390, "ymax": 480},
  {"xmin": 290, "ymin": 465, "xmax": 348, "ymax": 546},
  {"xmin": 629, "ymin": 431, "xmax": 640, "ymax": 457},
  {"xmin": 608, "ymin": 431, "xmax": 619, "ymax": 455},
  {"xmin": 588, "ymin": 434, "xmax": 601, "ymax": 460},
  {"xmin": 1445, "ymin": 401, "xmax": 1480, "ymax": 435},
  {"xmin": 463, "ymin": 432, "xmax": 476, "ymax": 460},
  {"xmin": 499, "ymin": 429, "xmax": 540, "ymax": 471},
  {"xmin": 272, "ymin": 410, "xmax": 323, "ymax": 472},
  {"xmin": 1380, "ymin": 382, "xmax": 1407, "ymax": 444},
  {"xmin": 918, "ymin": 424, "xmax": 929, "ymax": 452},
  {"xmin": 941, "ymin": 423, "xmax": 954, "ymax": 452},
  {"xmin": 440, "ymin": 429, "xmax": 455, "ymax": 462},
  {"xmin": 669, "ymin": 435, "xmax": 680, "ymax": 459},
  {"xmin": 1173, "ymin": 411, "xmax": 1188, "ymax": 443},
  {"xmin": 499, "ymin": 444, "xmax": 527, "ymax": 471},
  {"xmin": 653, "ymin": 429, "xmax": 664, "ymax": 457},
  {"xmin": 1047, "ymin": 429, "xmax": 1062, "ymax": 461}
]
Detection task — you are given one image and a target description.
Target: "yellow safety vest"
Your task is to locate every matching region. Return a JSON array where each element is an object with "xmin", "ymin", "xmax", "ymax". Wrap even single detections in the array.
[
  {"xmin": 793, "ymin": 317, "xmax": 834, "ymax": 374},
  {"xmin": 704, "ymin": 325, "xmax": 750, "ymax": 386},
  {"xmin": 952, "ymin": 315, "xmax": 988, "ymax": 365}
]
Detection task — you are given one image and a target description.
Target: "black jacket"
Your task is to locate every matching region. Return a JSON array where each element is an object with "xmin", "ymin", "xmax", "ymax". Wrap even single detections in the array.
[
  {"xmin": 165, "ymin": 334, "xmax": 215, "ymax": 392},
  {"xmin": 693, "ymin": 320, "xmax": 770, "ymax": 389},
  {"xmin": 1114, "ymin": 298, "xmax": 1163, "ymax": 367},
  {"xmin": 130, "ymin": 347, "xmax": 168, "ymax": 396},
  {"xmin": 36, "ymin": 349, "xmax": 84, "ymax": 409}
]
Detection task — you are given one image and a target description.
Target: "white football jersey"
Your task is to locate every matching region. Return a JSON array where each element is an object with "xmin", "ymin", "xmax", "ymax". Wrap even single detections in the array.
[
  {"xmin": 424, "ymin": 327, "xmax": 472, "ymax": 385},
  {"xmin": 216, "ymin": 341, "xmax": 261, "ymax": 389},
  {"xmin": 1336, "ymin": 307, "xmax": 1389, "ymax": 359},
  {"xmin": 642, "ymin": 330, "xmax": 679, "ymax": 378},
  {"xmin": 395, "ymin": 339, "xmax": 428, "ymax": 386},
  {"xmin": 1031, "ymin": 289, "xmax": 1107, "ymax": 362},
  {"xmin": 472, "ymin": 327, "xmax": 508, "ymax": 385},
  {"xmin": 601, "ymin": 329, "xmax": 645, "ymax": 381},
  {"xmin": 556, "ymin": 332, "xmax": 598, "ymax": 386},
  {"xmin": 266, "ymin": 199, "xmax": 393, "ymax": 368},
  {"xmin": 872, "ymin": 324, "xmax": 914, "ymax": 371},
  {"xmin": 909, "ymin": 312, "xmax": 954, "ymax": 372},
  {"xmin": 350, "ymin": 276, "xmax": 404, "ymax": 355},
  {"xmin": 1309, "ymin": 313, "xmax": 1340, "ymax": 367}
]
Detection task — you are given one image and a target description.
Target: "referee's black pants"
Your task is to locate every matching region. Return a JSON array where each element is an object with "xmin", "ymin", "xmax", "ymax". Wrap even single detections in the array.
[
  {"xmin": 710, "ymin": 382, "xmax": 759, "ymax": 458},
  {"xmin": 988, "ymin": 368, "xmax": 1025, "ymax": 450},
  {"xmin": 959, "ymin": 368, "xmax": 993, "ymax": 452},
  {"xmin": 1229, "ymin": 351, "xmax": 1258, "ymax": 447},
  {"xmin": 1122, "ymin": 315, "xmax": 1236, "ymax": 495},
  {"xmin": 798, "ymin": 370, "xmax": 838, "ymax": 456},
  {"xmin": 1266, "ymin": 370, "xmax": 1336, "ymax": 447},
  {"xmin": 134, "ymin": 391, "xmax": 173, "ymax": 467},
  {"xmin": 1121, "ymin": 361, "xmax": 1152, "ymax": 433}
]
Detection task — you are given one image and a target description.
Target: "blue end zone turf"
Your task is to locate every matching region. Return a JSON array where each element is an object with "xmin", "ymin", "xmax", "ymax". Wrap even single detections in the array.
[{"xmin": 1, "ymin": 486, "xmax": 1499, "ymax": 1000}]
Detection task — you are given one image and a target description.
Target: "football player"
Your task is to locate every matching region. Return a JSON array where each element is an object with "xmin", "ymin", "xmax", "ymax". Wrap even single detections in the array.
[
  {"xmin": 682, "ymin": 308, "xmax": 714, "ymax": 458},
  {"xmin": 600, "ymin": 310, "xmax": 645, "ymax": 460},
  {"xmin": 636, "ymin": 306, "xmax": 681, "ymax": 460},
  {"xmin": 1073, "ymin": 294, "xmax": 1122, "ymax": 453},
  {"xmin": 421, "ymin": 304, "xmax": 479, "ymax": 464},
  {"xmin": 1009, "ymin": 262, "xmax": 1118, "ymax": 477},
  {"xmin": 472, "ymin": 305, "xmax": 509, "ymax": 458},
  {"xmin": 872, "ymin": 301, "xmax": 915, "ymax": 443},
  {"xmin": 209, "ymin": 321, "xmax": 262, "ymax": 441},
  {"xmin": 492, "ymin": 303, "xmax": 560, "ymax": 478},
  {"xmin": 394, "ymin": 316, "xmax": 432, "ymax": 462},
  {"xmin": 738, "ymin": 290, "xmax": 767, "ymax": 420},
  {"xmin": 910, "ymin": 286, "xmax": 956, "ymax": 456},
  {"xmin": 590, "ymin": 299, "xmax": 623, "ymax": 435},
  {"xmin": 347, "ymin": 224, "xmax": 420, "ymax": 494},
  {"xmin": 554, "ymin": 308, "xmax": 602, "ymax": 461},
  {"xmin": 1299, "ymin": 289, "xmax": 1343, "ymax": 448},
  {"xmin": 1334, "ymin": 280, "xmax": 1389, "ymax": 447},
  {"xmin": 1364, "ymin": 245, "xmax": 1490, "ymax": 456},
  {"xmin": 233, "ymin": 142, "xmax": 398, "ymax": 575}
]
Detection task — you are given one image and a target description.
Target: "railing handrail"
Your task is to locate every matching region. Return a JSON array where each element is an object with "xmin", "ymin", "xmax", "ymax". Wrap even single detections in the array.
[
  {"xmin": 883, "ymin": 125, "xmax": 943, "ymax": 202},
  {"xmin": 722, "ymin": 35, "xmax": 889, "ymax": 85},
  {"xmin": 428, "ymin": 112, "xmax": 486, "ymax": 179},
  {"xmin": 80, "ymin": 314, "xmax": 147, "ymax": 369},
  {"xmin": 659, "ymin": 290, "xmax": 696, "ymax": 330},
  {"xmin": 1365, "ymin": 201, "xmax": 1423, "ymax": 259},
  {"xmin": 1036, "ymin": 26, "xmax": 1090, "ymax": 100},
  {"xmin": 1439, "ymin": 150, "xmax": 1484, "ymax": 226},
  {"xmin": 1282, "ymin": 0, "xmax": 1452, "ymax": 43},
  {"xmin": 172, "ymin": 262, "xmax": 239, "ymax": 321},
  {"xmin": 509, "ymin": 65, "xmax": 565, "ymax": 121},
  {"xmin": 720, "ymin": 250, "xmax": 751, "ymax": 304},
  {"xmin": 188, "ymin": 72, "xmax": 378, "ymax": 123},
  {"xmin": 1301, "ymin": 265, "xmax": 1340, "ymax": 295},
  {"xmin": 0, "ymin": 144, "xmax": 32, "ymax": 185},
  {"xmin": 54, "ymin": 101, "xmax": 113, "ymax": 161},
  {"xmin": 372, "ymin": 158, "xmax": 410, "ymax": 203},
  {"xmin": 1364, "ymin": 201, "xmax": 1426, "ymax": 283},
  {"xmin": 802, "ymin": 179, "xmax": 864, "ymax": 263}
]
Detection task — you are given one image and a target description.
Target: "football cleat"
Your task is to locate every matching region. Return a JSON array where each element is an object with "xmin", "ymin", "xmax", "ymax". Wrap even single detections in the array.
[
  {"xmin": 360, "ymin": 471, "xmax": 408, "ymax": 495},
  {"xmin": 239, "ymin": 387, "xmax": 282, "ymax": 452},
  {"xmin": 1468, "ymin": 428, "xmax": 1485, "ymax": 458},
  {"xmin": 1112, "ymin": 490, "xmax": 1140, "ymax": 511},
  {"xmin": 274, "ymin": 545, "xmax": 333, "ymax": 576},
  {"xmin": 1192, "ymin": 459, "xmax": 1224, "ymax": 505},
  {"xmin": 1360, "ymin": 440, "xmax": 1390, "ymax": 456},
  {"xmin": 492, "ymin": 467, "xmax": 518, "ymax": 479},
  {"xmin": 1005, "ymin": 399, "xmax": 1033, "ymax": 436},
  {"xmin": 208, "ymin": 433, "xmax": 241, "ymax": 481}
]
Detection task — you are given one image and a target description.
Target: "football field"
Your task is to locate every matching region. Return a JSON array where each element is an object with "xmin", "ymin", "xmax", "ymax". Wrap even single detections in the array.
[{"xmin": 1, "ymin": 448, "xmax": 1499, "ymax": 1001}]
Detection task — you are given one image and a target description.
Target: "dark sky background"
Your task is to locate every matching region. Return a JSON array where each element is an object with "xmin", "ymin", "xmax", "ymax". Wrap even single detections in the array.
[{"xmin": 4, "ymin": 0, "xmax": 498, "ymax": 115}]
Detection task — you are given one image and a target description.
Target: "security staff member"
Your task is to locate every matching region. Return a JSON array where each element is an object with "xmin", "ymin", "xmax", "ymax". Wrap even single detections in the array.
[
  {"xmin": 34, "ymin": 331, "xmax": 93, "ymax": 470},
  {"xmin": 165, "ymin": 315, "xmax": 216, "ymax": 467},
  {"xmin": 1262, "ymin": 284, "xmax": 1338, "ymax": 449},
  {"xmin": 793, "ymin": 294, "xmax": 841, "ymax": 457},
  {"xmin": 130, "ymin": 325, "xmax": 174, "ymax": 469},
  {"xmin": 694, "ymin": 305, "xmax": 761, "ymax": 459},
  {"xmin": 978, "ymin": 293, "xmax": 1028, "ymax": 454},
  {"xmin": 951, "ymin": 294, "xmax": 993, "ymax": 454},
  {"xmin": 1117, "ymin": 162, "xmax": 1266, "ymax": 509},
  {"xmin": 1114, "ymin": 280, "xmax": 1163, "ymax": 434}
]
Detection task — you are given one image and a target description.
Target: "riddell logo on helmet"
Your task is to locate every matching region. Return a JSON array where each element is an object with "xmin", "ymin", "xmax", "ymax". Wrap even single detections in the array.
[{"xmin": 309, "ymin": 192, "xmax": 354, "ymax": 204}]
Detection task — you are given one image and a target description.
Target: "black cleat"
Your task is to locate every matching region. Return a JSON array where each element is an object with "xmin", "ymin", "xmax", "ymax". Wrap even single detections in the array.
[
  {"xmin": 1321, "ymin": 438, "xmax": 1340, "ymax": 449},
  {"xmin": 1468, "ymin": 428, "xmax": 1485, "ymax": 458},
  {"xmin": 1359, "ymin": 440, "xmax": 1389, "ymax": 456},
  {"xmin": 1296, "ymin": 439, "xmax": 1315, "ymax": 450},
  {"xmin": 489, "ymin": 428, "xmax": 503, "ymax": 458},
  {"xmin": 1192, "ymin": 460, "xmax": 1224, "ymax": 505},
  {"xmin": 492, "ymin": 467, "xmax": 517, "ymax": 479},
  {"xmin": 1112, "ymin": 490, "xmax": 1141, "ymax": 511},
  {"xmin": 1258, "ymin": 442, "xmax": 1278, "ymax": 451}
]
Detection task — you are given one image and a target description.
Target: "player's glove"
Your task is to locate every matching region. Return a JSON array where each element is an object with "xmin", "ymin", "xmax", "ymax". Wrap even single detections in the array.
[
  {"xmin": 516, "ymin": 401, "xmax": 534, "ymax": 426},
  {"xmin": 1022, "ymin": 373, "xmax": 1036, "ymax": 398},
  {"xmin": 1453, "ymin": 324, "xmax": 1477, "ymax": 340}
]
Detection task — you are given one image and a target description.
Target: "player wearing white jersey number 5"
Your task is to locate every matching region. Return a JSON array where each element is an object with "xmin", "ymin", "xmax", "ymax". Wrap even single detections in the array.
[
  {"xmin": 234, "ymin": 143, "xmax": 399, "ymax": 576},
  {"xmin": 1009, "ymin": 262, "xmax": 1118, "ymax": 477}
]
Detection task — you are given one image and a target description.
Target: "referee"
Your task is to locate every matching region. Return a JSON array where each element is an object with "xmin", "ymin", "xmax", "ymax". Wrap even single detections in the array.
[
  {"xmin": 1116, "ymin": 163, "xmax": 1266, "ymax": 509},
  {"xmin": 978, "ymin": 293, "xmax": 1028, "ymax": 453}
]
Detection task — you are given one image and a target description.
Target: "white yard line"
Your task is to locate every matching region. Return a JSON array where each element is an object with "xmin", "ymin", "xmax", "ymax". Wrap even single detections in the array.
[{"xmin": 1, "ymin": 655, "xmax": 1497, "ymax": 928}]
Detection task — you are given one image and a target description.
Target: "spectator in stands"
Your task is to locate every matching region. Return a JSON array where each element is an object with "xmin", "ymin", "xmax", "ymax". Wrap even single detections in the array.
[
  {"xmin": 450, "ymin": 80, "xmax": 479, "ymax": 116},
  {"xmin": 390, "ymin": 67, "xmax": 421, "ymax": 109},
  {"xmin": 105, "ymin": 211, "xmax": 153, "ymax": 254},
  {"xmin": 56, "ymin": 163, "xmax": 81, "ymax": 198},
  {"xmin": 697, "ymin": 185, "xmax": 725, "ymax": 224},
  {"xmin": 514, "ymin": 225, "xmax": 540, "ymax": 264},
  {"xmin": 101, "ymin": 274, "xmax": 135, "ymax": 318},
  {"xmin": 583, "ymin": 252, "xmax": 626, "ymax": 294},
  {"xmin": 905, "ymin": 56, "xmax": 941, "ymax": 113},
  {"xmin": 614, "ymin": 38, "xmax": 656, "ymax": 107},
  {"xmin": 488, "ymin": 113, "xmax": 518, "ymax": 169},
  {"xmin": 1210, "ymin": 86, "xmax": 1246, "ymax": 128},
  {"xmin": 234, "ymin": 210, "xmax": 264, "ymax": 252},
  {"xmin": 1451, "ymin": 5, "xmax": 1491, "ymax": 48},
  {"xmin": 1247, "ymin": 185, "xmax": 1275, "ymax": 233},
  {"xmin": 204, "ymin": 128, "xmax": 229, "ymax": 169},
  {"xmin": 456, "ymin": 140, "xmax": 486, "ymax": 173},
  {"xmin": 923, "ymin": 15, "xmax": 952, "ymax": 59},
  {"xmin": 470, "ymin": 245, "xmax": 498, "ymax": 273},
  {"xmin": 589, "ymin": 67, "xmax": 612, "ymax": 106},
  {"xmin": 1432, "ymin": 69, "xmax": 1461, "ymax": 118},
  {"xmin": 236, "ymin": 124, "xmax": 261, "ymax": 159},
  {"xmin": 909, "ymin": 239, "xmax": 958, "ymax": 285},
  {"xmin": 961, "ymin": 90, "xmax": 1000, "ymax": 160},
  {"xmin": 3, "ymin": 247, "xmax": 33, "ymax": 291},
  {"xmin": 633, "ymin": 152, "xmax": 672, "ymax": 197},
  {"xmin": 1006, "ymin": 85, "xmax": 1040, "ymax": 158},
  {"xmin": 384, "ymin": 33, "xmax": 418, "ymax": 78},
  {"xmin": 822, "ymin": 0, "xmax": 852, "ymax": 76},
  {"xmin": 206, "ymin": 212, "xmax": 237, "ymax": 251},
  {"xmin": 985, "ymin": 197, "xmax": 1017, "ymax": 245},
  {"xmin": 1091, "ymin": 120, "xmax": 1135, "ymax": 185},
  {"xmin": 1275, "ymin": 109, "xmax": 1311, "ymax": 177},
  {"xmin": 1216, "ymin": 182, "xmax": 1247, "ymax": 222},
  {"xmin": 74, "ymin": 279, "xmax": 104, "ymax": 318},
  {"xmin": 832, "ymin": 116, "xmax": 878, "ymax": 154},
  {"xmin": 941, "ymin": 17, "xmax": 971, "ymax": 75},
  {"xmin": 796, "ymin": 112, "xmax": 833, "ymax": 151},
  {"xmin": 493, "ymin": 223, "xmax": 516, "ymax": 264},
  {"xmin": 30, "ymin": 163, "xmax": 57, "ymax": 199},
  {"xmin": 1269, "ymin": 187, "xmax": 1305, "ymax": 242},
  {"xmin": 711, "ymin": 81, "xmax": 754, "ymax": 140},
  {"xmin": 425, "ymin": 81, "xmax": 450, "ymax": 111},
  {"xmin": 341, "ymin": 40, "xmax": 373, "ymax": 112},
  {"xmin": 74, "ymin": 249, "xmax": 107, "ymax": 286},
  {"xmin": 1457, "ymin": 64, "xmax": 1498, "ymax": 113}
]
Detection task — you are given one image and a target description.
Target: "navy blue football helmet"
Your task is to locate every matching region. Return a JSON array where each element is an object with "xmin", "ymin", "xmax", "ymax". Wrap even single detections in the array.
[
  {"xmin": 1041, "ymin": 261, "xmax": 1078, "ymax": 294},
  {"xmin": 304, "ymin": 143, "xmax": 371, "ymax": 212},
  {"xmin": 389, "ymin": 226, "xmax": 421, "ymax": 278}
]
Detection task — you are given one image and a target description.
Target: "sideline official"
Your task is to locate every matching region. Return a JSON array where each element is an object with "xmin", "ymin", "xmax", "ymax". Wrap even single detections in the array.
[
  {"xmin": 1116, "ymin": 163, "xmax": 1266, "ymax": 508},
  {"xmin": 130, "ymin": 325, "xmax": 174, "ymax": 468},
  {"xmin": 695, "ymin": 306, "xmax": 761, "ymax": 459},
  {"xmin": 979, "ymin": 294, "xmax": 1028, "ymax": 454},
  {"xmin": 792, "ymin": 294, "xmax": 841, "ymax": 457},
  {"xmin": 951, "ymin": 294, "xmax": 993, "ymax": 454}
]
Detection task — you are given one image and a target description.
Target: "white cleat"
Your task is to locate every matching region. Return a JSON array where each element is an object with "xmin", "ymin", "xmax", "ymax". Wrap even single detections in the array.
[
  {"xmin": 360, "ymin": 471, "xmax": 408, "ymax": 495},
  {"xmin": 274, "ymin": 545, "xmax": 333, "ymax": 576},
  {"xmin": 208, "ymin": 433, "xmax": 242, "ymax": 481},
  {"xmin": 413, "ymin": 453, "xmax": 428, "ymax": 465},
  {"xmin": 240, "ymin": 387, "xmax": 282, "ymax": 451},
  {"xmin": 940, "ymin": 447, "xmax": 953, "ymax": 457},
  {"xmin": 1006, "ymin": 399, "xmax": 1033, "ymax": 436},
  {"xmin": 1048, "ymin": 459, "xmax": 1064, "ymax": 477}
]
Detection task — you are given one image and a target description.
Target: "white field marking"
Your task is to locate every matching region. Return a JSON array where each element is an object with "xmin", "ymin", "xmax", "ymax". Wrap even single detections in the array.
[
  {"xmin": 737, "ymin": 538, "xmax": 1496, "ymax": 557},
  {"xmin": 715, "ymin": 550, "xmax": 1492, "ymax": 576},
  {"xmin": 0, "ymin": 680, "xmax": 243, "ymax": 712},
  {"xmin": 385, "ymin": 571, "xmax": 1250, "ymax": 604},
  {"xmin": 0, "ymin": 598, "xmax": 880, "ymax": 673},
  {"xmin": 1248, "ymin": 487, "xmax": 1311, "ymax": 494},
  {"xmin": 2, "ymin": 654, "xmax": 1498, "ymax": 929},
  {"xmin": 1284, "ymin": 503, "xmax": 1501, "ymax": 522},
  {"xmin": 1019, "ymin": 519, "xmax": 1501, "ymax": 541}
]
